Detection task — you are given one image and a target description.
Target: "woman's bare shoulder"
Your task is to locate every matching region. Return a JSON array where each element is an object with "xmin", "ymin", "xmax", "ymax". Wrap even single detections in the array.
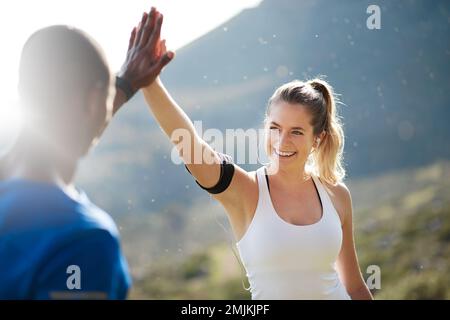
[
  {"xmin": 320, "ymin": 179, "xmax": 352, "ymax": 225},
  {"xmin": 212, "ymin": 164, "xmax": 258, "ymax": 209}
]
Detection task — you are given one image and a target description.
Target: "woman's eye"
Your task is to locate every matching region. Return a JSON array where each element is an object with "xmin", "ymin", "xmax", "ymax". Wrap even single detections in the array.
[{"xmin": 292, "ymin": 131, "xmax": 303, "ymax": 135}]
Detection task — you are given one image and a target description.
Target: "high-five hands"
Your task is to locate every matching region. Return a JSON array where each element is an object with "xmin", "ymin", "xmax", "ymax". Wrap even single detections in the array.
[{"xmin": 118, "ymin": 7, "xmax": 174, "ymax": 97}]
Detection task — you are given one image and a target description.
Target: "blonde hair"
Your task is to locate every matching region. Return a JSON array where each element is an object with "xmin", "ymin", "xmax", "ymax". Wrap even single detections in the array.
[{"xmin": 266, "ymin": 78, "xmax": 346, "ymax": 185}]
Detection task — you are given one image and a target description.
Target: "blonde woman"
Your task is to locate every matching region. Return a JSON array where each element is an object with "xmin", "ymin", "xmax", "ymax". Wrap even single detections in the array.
[{"xmin": 133, "ymin": 7, "xmax": 373, "ymax": 300}]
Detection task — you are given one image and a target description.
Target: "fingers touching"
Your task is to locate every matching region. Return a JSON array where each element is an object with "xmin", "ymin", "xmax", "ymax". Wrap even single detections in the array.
[
  {"xmin": 147, "ymin": 13, "xmax": 163, "ymax": 52},
  {"xmin": 134, "ymin": 12, "xmax": 148, "ymax": 48},
  {"xmin": 122, "ymin": 6, "xmax": 175, "ymax": 88},
  {"xmin": 127, "ymin": 27, "xmax": 137, "ymax": 54},
  {"xmin": 139, "ymin": 7, "xmax": 157, "ymax": 49}
]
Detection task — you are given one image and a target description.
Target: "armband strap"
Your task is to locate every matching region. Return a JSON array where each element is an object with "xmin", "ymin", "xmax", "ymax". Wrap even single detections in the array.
[{"xmin": 185, "ymin": 153, "xmax": 235, "ymax": 194}]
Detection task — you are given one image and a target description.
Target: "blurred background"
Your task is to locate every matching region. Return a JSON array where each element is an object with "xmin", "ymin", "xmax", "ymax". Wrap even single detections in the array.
[{"xmin": 1, "ymin": 0, "xmax": 449, "ymax": 299}]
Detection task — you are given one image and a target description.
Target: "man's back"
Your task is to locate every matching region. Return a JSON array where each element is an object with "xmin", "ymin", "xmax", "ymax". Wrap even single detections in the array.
[{"xmin": 0, "ymin": 178, "xmax": 131, "ymax": 299}]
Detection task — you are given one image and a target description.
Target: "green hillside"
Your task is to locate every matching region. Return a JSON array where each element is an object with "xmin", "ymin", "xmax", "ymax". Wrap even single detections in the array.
[{"xmin": 123, "ymin": 160, "xmax": 450, "ymax": 299}]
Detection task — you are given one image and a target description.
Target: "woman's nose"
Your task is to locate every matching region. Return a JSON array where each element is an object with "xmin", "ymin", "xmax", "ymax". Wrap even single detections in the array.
[{"xmin": 279, "ymin": 131, "xmax": 291, "ymax": 144}]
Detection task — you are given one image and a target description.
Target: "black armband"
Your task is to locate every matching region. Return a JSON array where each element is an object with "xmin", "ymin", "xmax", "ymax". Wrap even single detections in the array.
[{"xmin": 185, "ymin": 153, "xmax": 235, "ymax": 194}]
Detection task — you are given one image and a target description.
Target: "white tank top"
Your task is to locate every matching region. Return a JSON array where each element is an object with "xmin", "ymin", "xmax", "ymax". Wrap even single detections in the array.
[{"xmin": 236, "ymin": 167, "xmax": 351, "ymax": 300}]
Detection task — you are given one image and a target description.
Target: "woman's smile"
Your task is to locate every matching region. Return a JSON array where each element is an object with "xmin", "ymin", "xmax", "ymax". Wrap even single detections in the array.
[{"xmin": 273, "ymin": 148, "xmax": 297, "ymax": 158}]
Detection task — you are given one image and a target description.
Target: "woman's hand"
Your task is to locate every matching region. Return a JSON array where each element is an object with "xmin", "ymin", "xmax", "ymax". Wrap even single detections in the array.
[{"xmin": 118, "ymin": 7, "xmax": 174, "ymax": 94}]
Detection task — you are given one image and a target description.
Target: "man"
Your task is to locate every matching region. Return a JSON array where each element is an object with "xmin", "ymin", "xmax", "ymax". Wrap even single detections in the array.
[{"xmin": 0, "ymin": 7, "xmax": 172, "ymax": 299}]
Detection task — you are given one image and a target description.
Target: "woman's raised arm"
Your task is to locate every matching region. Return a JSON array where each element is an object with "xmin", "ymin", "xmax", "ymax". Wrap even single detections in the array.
[{"xmin": 134, "ymin": 8, "xmax": 258, "ymax": 238}]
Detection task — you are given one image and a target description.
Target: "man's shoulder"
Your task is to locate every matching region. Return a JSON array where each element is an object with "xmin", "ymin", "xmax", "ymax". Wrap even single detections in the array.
[
  {"xmin": 0, "ymin": 181, "xmax": 120, "ymax": 241},
  {"xmin": 76, "ymin": 197, "xmax": 120, "ymax": 239}
]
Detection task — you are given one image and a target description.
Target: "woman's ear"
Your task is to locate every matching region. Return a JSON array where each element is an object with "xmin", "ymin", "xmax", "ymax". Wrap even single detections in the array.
[
  {"xmin": 317, "ymin": 131, "xmax": 327, "ymax": 146},
  {"xmin": 315, "ymin": 137, "xmax": 321, "ymax": 148},
  {"xmin": 313, "ymin": 131, "xmax": 326, "ymax": 150}
]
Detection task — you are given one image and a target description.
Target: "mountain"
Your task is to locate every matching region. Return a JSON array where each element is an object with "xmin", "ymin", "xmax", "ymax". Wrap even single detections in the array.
[
  {"xmin": 76, "ymin": 0, "xmax": 450, "ymax": 218},
  {"xmin": 0, "ymin": 0, "xmax": 448, "ymax": 301},
  {"xmin": 162, "ymin": 0, "xmax": 450, "ymax": 176},
  {"xmin": 73, "ymin": 3, "xmax": 450, "ymax": 298}
]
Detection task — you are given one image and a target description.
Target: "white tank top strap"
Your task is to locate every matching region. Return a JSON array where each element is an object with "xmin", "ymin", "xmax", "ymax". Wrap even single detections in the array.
[
  {"xmin": 310, "ymin": 174, "xmax": 342, "ymax": 226},
  {"xmin": 255, "ymin": 166, "xmax": 271, "ymax": 209}
]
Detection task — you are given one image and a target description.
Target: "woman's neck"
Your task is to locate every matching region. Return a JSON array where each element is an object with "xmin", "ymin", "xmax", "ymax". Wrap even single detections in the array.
[{"xmin": 267, "ymin": 162, "xmax": 311, "ymax": 188}]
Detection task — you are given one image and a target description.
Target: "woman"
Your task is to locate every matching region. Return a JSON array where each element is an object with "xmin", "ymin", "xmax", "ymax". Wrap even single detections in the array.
[{"xmin": 133, "ymin": 7, "xmax": 373, "ymax": 300}]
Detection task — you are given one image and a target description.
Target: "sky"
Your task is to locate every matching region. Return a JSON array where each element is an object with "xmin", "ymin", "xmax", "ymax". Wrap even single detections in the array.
[{"xmin": 0, "ymin": 0, "xmax": 262, "ymax": 153}]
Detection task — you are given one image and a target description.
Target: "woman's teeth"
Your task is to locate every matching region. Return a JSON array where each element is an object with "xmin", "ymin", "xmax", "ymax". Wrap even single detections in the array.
[{"xmin": 274, "ymin": 149, "xmax": 296, "ymax": 157}]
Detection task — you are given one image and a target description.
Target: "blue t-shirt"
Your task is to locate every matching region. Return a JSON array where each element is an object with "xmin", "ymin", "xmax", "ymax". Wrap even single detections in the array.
[{"xmin": 0, "ymin": 179, "xmax": 131, "ymax": 299}]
